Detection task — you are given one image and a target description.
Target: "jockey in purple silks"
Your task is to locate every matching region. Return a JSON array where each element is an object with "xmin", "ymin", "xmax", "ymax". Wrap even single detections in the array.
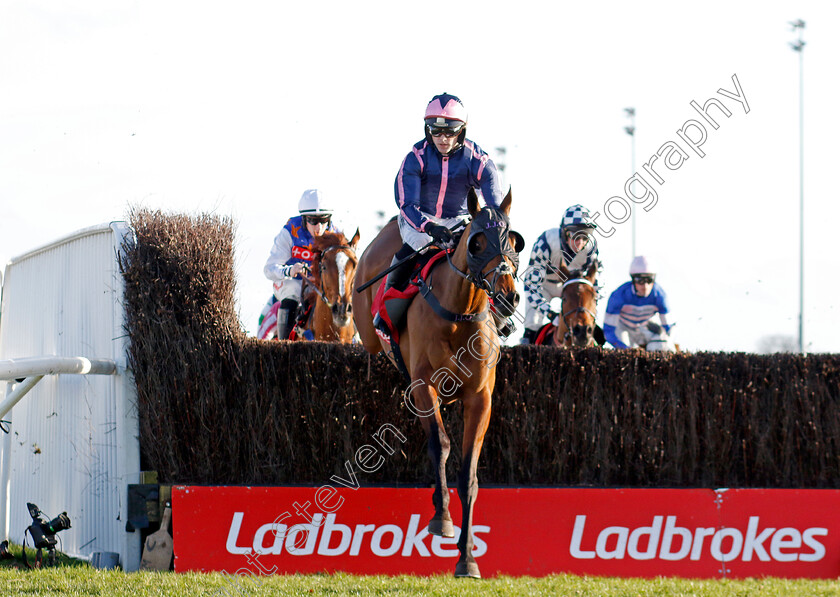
[
  {"xmin": 373, "ymin": 92, "xmax": 506, "ymax": 337},
  {"xmin": 259, "ymin": 189, "xmax": 342, "ymax": 340}
]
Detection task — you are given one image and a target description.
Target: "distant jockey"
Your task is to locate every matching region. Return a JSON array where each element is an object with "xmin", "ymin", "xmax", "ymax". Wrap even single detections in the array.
[
  {"xmin": 520, "ymin": 204, "xmax": 600, "ymax": 345},
  {"xmin": 603, "ymin": 255, "xmax": 676, "ymax": 352},
  {"xmin": 373, "ymin": 92, "xmax": 507, "ymax": 337},
  {"xmin": 258, "ymin": 189, "xmax": 342, "ymax": 340}
]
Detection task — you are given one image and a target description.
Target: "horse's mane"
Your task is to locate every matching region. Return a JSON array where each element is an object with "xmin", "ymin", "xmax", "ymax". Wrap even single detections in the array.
[
  {"xmin": 567, "ymin": 258, "xmax": 601, "ymax": 279},
  {"xmin": 312, "ymin": 232, "xmax": 348, "ymax": 252}
]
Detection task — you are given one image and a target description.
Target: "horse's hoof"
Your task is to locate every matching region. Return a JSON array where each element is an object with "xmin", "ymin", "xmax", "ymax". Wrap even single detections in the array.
[
  {"xmin": 454, "ymin": 561, "xmax": 481, "ymax": 578},
  {"xmin": 427, "ymin": 518, "xmax": 455, "ymax": 538}
]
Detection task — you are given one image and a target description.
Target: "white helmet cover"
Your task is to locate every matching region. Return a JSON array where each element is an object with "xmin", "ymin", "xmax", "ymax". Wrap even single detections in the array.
[
  {"xmin": 629, "ymin": 255, "xmax": 654, "ymax": 276},
  {"xmin": 298, "ymin": 189, "xmax": 333, "ymax": 216}
]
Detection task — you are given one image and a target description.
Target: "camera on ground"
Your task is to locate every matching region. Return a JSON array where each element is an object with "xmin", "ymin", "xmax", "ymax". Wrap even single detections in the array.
[{"xmin": 26, "ymin": 502, "xmax": 71, "ymax": 550}]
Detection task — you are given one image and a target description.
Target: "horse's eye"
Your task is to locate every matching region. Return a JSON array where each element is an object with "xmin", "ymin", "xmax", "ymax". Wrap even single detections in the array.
[{"xmin": 468, "ymin": 234, "xmax": 484, "ymax": 255}]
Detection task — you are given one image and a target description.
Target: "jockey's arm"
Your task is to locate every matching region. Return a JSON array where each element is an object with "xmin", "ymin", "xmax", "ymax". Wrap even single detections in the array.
[
  {"xmin": 656, "ymin": 286, "xmax": 674, "ymax": 334},
  {"xmin": 602, "ymin": 318, "xmax": 628, "ymax": 349},
  {"xmin": 472, "ymin": 151, "xmax": 503, "ymax": 209},
  {"xmin": 659, "ymin": 312, "xmax": 673, "ymax": 335},
  {"xmin": 263, "ymin": 228, "xmax": 297, "ymax": 282},
  {"xmin": 394, "ymin": 151, "xmax": 431, "ymax": 232},
  {"xmin": 603, "ymin": 292, "xmax": 629, "ymax": 349},
  {"xmin": 522, "ymin": 236, "xmax": 555, "ymax": 317},
  {"xmin": 523, "ymin": 265, "xmax": 553, "ymax": 318}
]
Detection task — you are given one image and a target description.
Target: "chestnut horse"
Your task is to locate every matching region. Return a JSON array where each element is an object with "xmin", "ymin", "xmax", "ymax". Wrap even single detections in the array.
[
  {"xmin": 535, "ymin": 259, "xmax": 600, "ymax": 347},
  {"xmin": 355, "ymin": 189, "xmax": 523, "ymax": 578},
  {"xmin": 303, "ymin": 230, "xmax": 360, "ymax": 343}
]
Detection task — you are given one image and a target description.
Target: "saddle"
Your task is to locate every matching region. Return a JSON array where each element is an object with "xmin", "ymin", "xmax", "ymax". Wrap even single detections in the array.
[{"xmin": 371, "ymin": 250, "xmax": 447, "ymax": 344}]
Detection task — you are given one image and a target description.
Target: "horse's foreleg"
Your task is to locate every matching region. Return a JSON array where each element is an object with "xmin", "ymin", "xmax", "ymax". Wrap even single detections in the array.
[
  {"xmin": 427, "ymin": 415, "xmax": 453, "ymax": 538},
  {"xmin": 412, "ymin": 379, "xmax": 454, "ymax": 538},
  {"xmin": 455, "ymin": 390, "xmax": 492, "ymax": 578}
]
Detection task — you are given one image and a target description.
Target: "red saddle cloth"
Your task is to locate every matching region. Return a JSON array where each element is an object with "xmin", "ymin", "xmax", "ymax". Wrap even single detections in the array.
[{"xmin": 371, "ymin": 250, "xmax": 448, "ymax": 343}]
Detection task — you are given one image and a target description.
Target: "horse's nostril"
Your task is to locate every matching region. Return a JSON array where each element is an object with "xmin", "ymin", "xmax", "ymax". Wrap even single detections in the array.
[{"xmin": 347, "ymin": 304, "xmax": 352, "ymax": 313}]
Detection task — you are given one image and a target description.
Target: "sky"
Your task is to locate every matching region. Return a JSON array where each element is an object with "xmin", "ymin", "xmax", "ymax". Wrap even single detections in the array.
[{"xmin": 1, "ymin": 1, "xmax": 838, "ymax": 353}]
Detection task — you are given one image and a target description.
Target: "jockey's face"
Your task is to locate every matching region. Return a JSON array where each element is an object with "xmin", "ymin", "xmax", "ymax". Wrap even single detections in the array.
[
  {"xmin": 431, "ymin": 131, "xmax": 460, "ymax": 155},
  {"xmin": 632, "ymin": 275, "xmax": 654, "ymax": 297},
  {"xmin": 304, "ymin": 215, "xmax": 330, "ymax": 237},
  {"xmin": 566, "ymin": 229, "xmax": 591, "ymax": 253}
]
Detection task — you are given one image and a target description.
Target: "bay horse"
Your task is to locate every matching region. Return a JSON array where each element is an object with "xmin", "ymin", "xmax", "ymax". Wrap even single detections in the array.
[
  {"xmin": 535, "ymin": 259, "xmax": 600, "ymax": 347},
  {"xmin": 302, "ymin": 230, "xmax": 360, "ymax": 343},
  {"xmin": 355, "ymin": 189, "xmax": 523, "ymax": 578}
]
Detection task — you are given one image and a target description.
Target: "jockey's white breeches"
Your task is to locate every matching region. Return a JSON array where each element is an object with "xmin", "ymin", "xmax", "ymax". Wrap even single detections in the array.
[
  {"xmin": 615, "ymin": 321, "xmax": 676, "ymax": 352},
  {"xmin": 272, "ymin": 278, "xmax": 303, "ymax": 303}
]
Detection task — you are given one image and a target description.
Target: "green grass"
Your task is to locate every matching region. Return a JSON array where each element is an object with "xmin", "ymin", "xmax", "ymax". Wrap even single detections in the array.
[
  {"xmin": 0, "ymin": 567, "xmax": 837, "ymax": 596},
  {"xmin": 0, "ymin": 541, "xmax": 88, "ymax": 570}
]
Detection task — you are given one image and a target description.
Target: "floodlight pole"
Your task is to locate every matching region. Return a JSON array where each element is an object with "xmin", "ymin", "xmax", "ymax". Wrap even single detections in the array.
[
  {"xmin": 790, "ymin": 20, "xmax": 805, "ymax": 353},
  {"xmin": 624, "ymin": 108, "xmax": 636, "ymax": 259}
]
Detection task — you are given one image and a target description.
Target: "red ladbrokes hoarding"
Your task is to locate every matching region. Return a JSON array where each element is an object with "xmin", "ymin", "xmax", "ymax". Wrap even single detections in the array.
[{"xmin": 172, "ymin": 486, "xmax": 840, "ymax": 578}]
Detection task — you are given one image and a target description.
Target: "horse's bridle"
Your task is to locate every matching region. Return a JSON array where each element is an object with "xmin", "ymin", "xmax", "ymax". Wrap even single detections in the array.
[
  {"xmin": 445, "ymin": 209, "xmax": 523, "ymax": 303},
  {"xmin": 306, "ymin": 244, "xmax": 357, "ymax": 308},
  {"xmin": 446, "ymin": 253, "xmax": 517, "ymax": 302},
  {"xmin": 560, "ymin": 277, "xmax": 597, "ymax": 341}
]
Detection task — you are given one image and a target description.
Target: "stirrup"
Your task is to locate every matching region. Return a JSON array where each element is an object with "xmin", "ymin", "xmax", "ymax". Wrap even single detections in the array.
[{"xmin": 373, "ymin": 313, "xmax": 390, "ymax": 337}]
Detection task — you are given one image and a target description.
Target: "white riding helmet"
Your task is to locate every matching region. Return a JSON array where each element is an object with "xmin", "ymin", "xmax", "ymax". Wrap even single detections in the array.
[
  {"xmin": 629, "ymin": 255, "xmax": 655, "ymax": 276},
  {"xmin": 298, "ymin": 189, "xmax": 333, "ymax": 216}
]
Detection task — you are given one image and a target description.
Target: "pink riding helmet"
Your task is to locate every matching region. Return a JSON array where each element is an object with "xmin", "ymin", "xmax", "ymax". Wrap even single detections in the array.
[
  {"xmin": 424, "ymin": 93, "xmax": 468, "ymax": 151},
  {"xmin": 424, "ymin": 93, "xmax": 468, "ymax": 126}
]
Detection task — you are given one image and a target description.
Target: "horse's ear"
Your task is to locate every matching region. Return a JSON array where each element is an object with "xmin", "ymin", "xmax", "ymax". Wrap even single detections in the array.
[
  {"xmin": 468, "ymin": 188, "xmax": 480, "ymax": 217},
  {"xmin": 500, "ymin": 187, "xmax": 512, "ymax": 216},
  {"xmin": 350, "ymin": 228, "xmax": 360, "ymax": 250}
]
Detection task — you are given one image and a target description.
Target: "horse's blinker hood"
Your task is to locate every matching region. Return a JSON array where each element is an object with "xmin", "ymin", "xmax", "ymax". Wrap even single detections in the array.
[{"xmin": 466, "ymin": 208, "xmax": 525, "ymax": 277}]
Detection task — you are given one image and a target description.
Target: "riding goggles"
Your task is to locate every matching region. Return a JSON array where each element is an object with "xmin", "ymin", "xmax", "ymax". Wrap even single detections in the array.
[
  {"xmin": 427, "ymin": 125, "xmax": 464, "ymax": 138},
  {"xmin": 632, "ymin": 275, "xmax": 655, "ymax": 284},
  {"xmin": 304, "ymin": 215, "xmax": 331, "ymax": 225}
]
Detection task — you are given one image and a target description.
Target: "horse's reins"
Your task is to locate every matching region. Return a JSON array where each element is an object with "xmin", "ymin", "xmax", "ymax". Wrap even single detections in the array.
[
  {"xmin": 560, "ymin": 277, "xmax": 598, "ymax": 342},
  {"xmin": 421, "ymin": 218, "xmax": 517, "ymax": 321},
  {"xmin": 417, "ymin": 251, "xmax": 488, "ymax": 323}
]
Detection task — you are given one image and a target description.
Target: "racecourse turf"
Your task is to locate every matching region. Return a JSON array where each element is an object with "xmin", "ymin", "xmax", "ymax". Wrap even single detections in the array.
[{"xmin": 0, "ymin": 567, "xmax": 837, "ymax": 596}]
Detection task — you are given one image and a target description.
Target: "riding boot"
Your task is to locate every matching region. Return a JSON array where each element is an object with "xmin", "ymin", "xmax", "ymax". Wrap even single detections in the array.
[
  {"xmin": 277, "ymin": 299, "xmax": 299, "ymax": 340},
  {"xmin": 373, "ymin": 243, "xmax": 416, "ymax": 336}
]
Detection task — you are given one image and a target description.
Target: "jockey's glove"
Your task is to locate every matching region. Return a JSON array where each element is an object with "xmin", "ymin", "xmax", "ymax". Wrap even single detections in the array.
[
  {"xmin": 646, "ymin": 321, "xmax": 666, "ymax": 336},
  {"xmin": 426, "ymin": 223, "xmax": 455, "ymax": 248}
]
